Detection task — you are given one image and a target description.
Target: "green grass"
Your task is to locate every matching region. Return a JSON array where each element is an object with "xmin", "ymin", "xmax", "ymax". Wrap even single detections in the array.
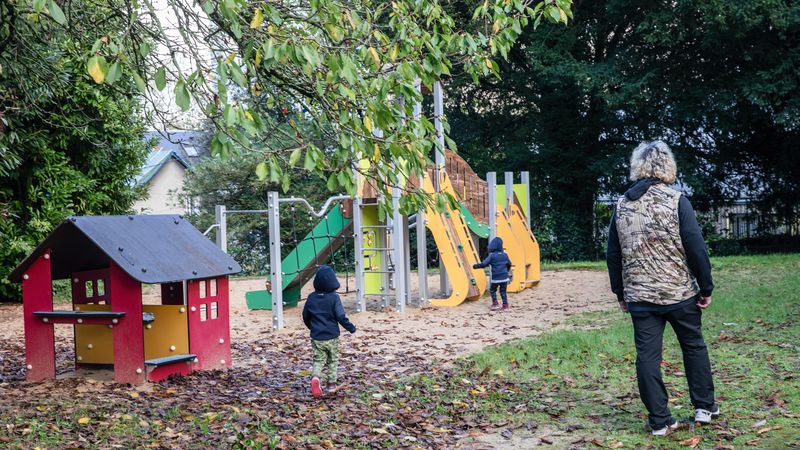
[
  {"xmin": 408, "ymin": 254, "xmax": 800, "ymax": 448},
  {"xmin": 542, "ymin": 260, "xmax": 607, "ymax": 271}
]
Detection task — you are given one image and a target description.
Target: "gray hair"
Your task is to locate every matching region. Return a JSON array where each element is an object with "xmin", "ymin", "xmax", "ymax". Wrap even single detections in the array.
[{"xmin": 629, "ymin": 140, "xmax": 677, "ymax": 184}]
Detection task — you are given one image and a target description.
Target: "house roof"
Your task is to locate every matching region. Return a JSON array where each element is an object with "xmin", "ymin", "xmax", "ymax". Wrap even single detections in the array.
[
  {"xmin": 144, "ymin": 130, "xmax": 211, "ymax": 165},
  {"xmin": 135, "ymin": 130, "xmax": 212, "ymax": 187},
  {"xmin": 8, "ymin": 215, "xmax": 241, "ymax": 284},
  {"xmin": 134, "ymin": 148, "xmax": 190, "ymax": 187}
]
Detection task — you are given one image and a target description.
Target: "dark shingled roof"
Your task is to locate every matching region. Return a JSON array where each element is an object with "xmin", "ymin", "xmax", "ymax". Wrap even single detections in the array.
[{"xmin": 8, "ymin": 215, "xmax": 241, "ymax": 284}]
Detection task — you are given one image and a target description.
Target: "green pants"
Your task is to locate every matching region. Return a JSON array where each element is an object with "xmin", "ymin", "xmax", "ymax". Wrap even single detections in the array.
[{"xmin": 311, "ymin": 338, "xmax": 339, "ymax": 383}]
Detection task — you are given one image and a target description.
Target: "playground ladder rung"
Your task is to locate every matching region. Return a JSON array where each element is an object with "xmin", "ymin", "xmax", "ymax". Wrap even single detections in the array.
[
  {"xmin": 363, "ymin": 270, "xmax": 395, "ymax": 274},
  {"xmin": 361, "ymin": 225, "xmax": 392, "ymax": 229},
  {"xmin": 145, "ymin": 353, "xmax": 197, "ymax": 367},
  {"xmin": 362, "ymin": 248, "xmax": 393, "ymax": 251}
]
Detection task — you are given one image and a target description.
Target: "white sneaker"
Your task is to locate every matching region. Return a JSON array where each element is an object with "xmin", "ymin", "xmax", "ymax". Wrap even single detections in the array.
[
  {"xmin": 651, "ymin": 421, "xmax": 679, "ymax": 436},
  {"xmin": 695, "ymin": 406, "xmax": 720, "ymax": 424}
]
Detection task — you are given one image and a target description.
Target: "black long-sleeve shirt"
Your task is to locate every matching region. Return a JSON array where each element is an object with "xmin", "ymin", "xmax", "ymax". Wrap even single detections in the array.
[{"xmin": 607, "ymin": 194, "xmax": 714, "ymax": 308}]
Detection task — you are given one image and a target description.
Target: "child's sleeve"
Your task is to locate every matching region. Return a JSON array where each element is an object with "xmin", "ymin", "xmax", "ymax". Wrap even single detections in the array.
[
  {"xmin": 473, "ymin": 253, "xmax": 493, "ymax": 269},
  {"xmin": 506, "ymin": 254, "xmax": 512, "ymax": 270},
  {"xmin": 302, "ymin": 300, "xmax": 311, "ymax": 329},
  {"xmin": 334, "ymin": 295, "xmax": 356, "ymax": 333}
]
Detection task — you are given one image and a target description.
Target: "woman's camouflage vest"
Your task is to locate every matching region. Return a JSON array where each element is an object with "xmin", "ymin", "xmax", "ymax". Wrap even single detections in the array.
[{"xmin": 615, "ymin": 183, "xmax": 699, "ymax": 305}]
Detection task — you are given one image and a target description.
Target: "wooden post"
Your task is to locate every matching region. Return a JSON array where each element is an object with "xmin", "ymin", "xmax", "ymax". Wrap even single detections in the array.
[{"xmin": 22, "ymin": 250, "xmax": 55, "ymax": 381}]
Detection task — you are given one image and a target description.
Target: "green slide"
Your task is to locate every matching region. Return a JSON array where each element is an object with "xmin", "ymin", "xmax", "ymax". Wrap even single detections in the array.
[
  {"xmin": 246, "ymin": 206, "xmax": 353, "ymax": 310},
  {"xmin": 459, "ymin": 204, "xmax": 490, "ymax": 239}
]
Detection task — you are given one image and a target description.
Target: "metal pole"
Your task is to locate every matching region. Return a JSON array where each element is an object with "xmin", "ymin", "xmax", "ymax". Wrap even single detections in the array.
[
  {"xmin": 403, "ymin": 214, "xmax": 412, "ymax": 306},
  {"xmin": 487, "ymin": 172, "xmax": 497, "ymax": 283},
  {"xmin": 267, "ymin": 192, "xmax": 283, "ymax": 330},
  {"xmin": 433, "ymin": 80, "xmax": 449, "ymax": 296},
  {"xmin": 392, "ymin": 185, "xmax": 406, "ymax": 313},
  {"xmin": 504, "ymin": 171, "xmax": 514, "ymax": 214},
  {"xmin": 413, "ymin": 79, "xmax": 427, "ymax": 305},
  {"xmin": 215, "ymin": 205, "xmax": 227, "ymax": 253},
  {"xmin": 488, "ymin": 172, "xmax": 498, "ymax": 242},
  {"xmin": 521, "ymin": 171, "xmax": 531, "ymax": 228},
  {"xmin": 353, "ymin": 194, "xmax": 365, "ymax": 313}
]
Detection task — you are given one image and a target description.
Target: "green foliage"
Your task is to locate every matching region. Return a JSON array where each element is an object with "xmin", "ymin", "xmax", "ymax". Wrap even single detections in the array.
[
  {"xmin": 0, "ymin": 0, "xmax": 149, "ymax": 300},
  {"xmin": 19, "ymin": 0, "xmax": 572, "ymax": 216},
  {"xmin": 447, "ymin": 0, "xmax": 800, "ymax": 260}
]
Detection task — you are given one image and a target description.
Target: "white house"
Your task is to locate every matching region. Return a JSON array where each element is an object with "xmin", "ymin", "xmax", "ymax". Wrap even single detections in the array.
[{"xmin": 133, "ymin": 131, "xmax": 209, "ymax": 215}]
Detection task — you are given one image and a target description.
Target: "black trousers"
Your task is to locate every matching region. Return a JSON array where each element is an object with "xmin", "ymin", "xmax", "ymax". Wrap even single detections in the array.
[
  {"xmin": 489, "ymin": 282, "xmax": 508, "ymax": 304},
  {"xmin": 630, "ymin": 301, "xmax": 716, "ymax": 429}
]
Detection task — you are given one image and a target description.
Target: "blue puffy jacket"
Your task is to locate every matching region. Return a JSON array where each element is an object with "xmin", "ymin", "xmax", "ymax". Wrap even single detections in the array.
[
  {"xmin": 302, "ymin": 265, "xmax": 356, "ymax": 340},
  {"xmin": 473, "ymin": 237, "xmax": 512, "ymax": 282}
]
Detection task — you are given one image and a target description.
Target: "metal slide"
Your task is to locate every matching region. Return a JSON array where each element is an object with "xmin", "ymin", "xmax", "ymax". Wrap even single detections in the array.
[
  {"xmin": 422, "ymin": 173, "xmax": 488, "ymax": 306},
  {"xmin": 246, "ymin": 206, "xmax": 353, "ymax": 310}
]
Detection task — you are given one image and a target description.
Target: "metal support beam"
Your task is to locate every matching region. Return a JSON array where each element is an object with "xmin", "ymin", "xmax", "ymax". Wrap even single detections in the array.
[
  {"xmin": 487, "ymin": 172, "xmax": 497, "ymax": 282},
  {"xmin": 353, "ymin": 195, "xmax": 365, "ymax": 313},
  {"xmin": 267, "ymin": 192, "xmax": 283, "ymax": 330},
  {"xmin": 413, "ymin": 81, "xmax": 427, "ymax": 306},
  {"xmin": 433, "ymin": 80, "xmax": 449, "ymax": 296},
  {"xmin": 215, "ymin": 205, "xmax": 227, "ymax": 253},
  {"xmin": 392, "ymin": 185, "xmax": 406, "ymax": 313},
  {"xmin": 521, "ymin": 171, "xmax": 531, "ymax": 228},
  {"xmin": 488, "ymin": 172, "xmax": 498, "ymax": 242},
  {"xmin": 403, "ymin": 215, "xmax": 412, "ymax": 306},
  {"xmin": 504, "ymin": 171, "xmax": 514, "ymax": 214}
]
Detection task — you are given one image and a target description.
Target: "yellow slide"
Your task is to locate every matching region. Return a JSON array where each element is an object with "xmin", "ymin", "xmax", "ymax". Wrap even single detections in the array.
[
  {"xmin": 422, "ymin": 173, "xmax": 487, "ymax": 306},
  {"xmin": 508, "ymin": 200, "xmax": 541, "ymax": 286}
]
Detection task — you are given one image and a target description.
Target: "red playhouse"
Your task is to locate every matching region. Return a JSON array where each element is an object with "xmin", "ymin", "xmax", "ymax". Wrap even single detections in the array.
[{"xmin": 8, "ymin": 215, "xmax": 241, "ymax": 384}]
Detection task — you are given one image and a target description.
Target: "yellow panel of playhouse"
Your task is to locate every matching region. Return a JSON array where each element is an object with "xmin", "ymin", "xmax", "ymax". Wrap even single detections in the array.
[
  {"xmin": 143, "ymin": 305, "xmax": 189, "ymax": 360},
  {"xmin": 75, "ymin": 304, "xmax": 114, "ymax": 364},
  {"xmin": 422, "ymin": 175, "xmax": 473, "ymax": 306},
  {"xmin": 439, "ymin": 173, "xmax": 487, "ymax": 300},
  {"xmin": 508, "ymin": 201, "xmax": 541, "ymax": 286},
  {"xmin": 495, "ymin": 209, "xmax": 527, "ymax": 293}
]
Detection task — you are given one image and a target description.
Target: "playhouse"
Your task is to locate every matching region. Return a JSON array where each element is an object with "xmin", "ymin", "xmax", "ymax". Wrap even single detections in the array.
[{"xmin": 8, "ymin": 215, "xmax": 241, "ymax": 384}]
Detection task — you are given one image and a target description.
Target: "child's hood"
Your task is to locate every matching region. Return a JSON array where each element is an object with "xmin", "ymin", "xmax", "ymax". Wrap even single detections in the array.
[
  {"xmin": 488, "ymin": 237, "xmax": 504, "ymax": 253},
  {"xmin": 313, "ymin": 265, "xmax": 340, "ymax": 292}
]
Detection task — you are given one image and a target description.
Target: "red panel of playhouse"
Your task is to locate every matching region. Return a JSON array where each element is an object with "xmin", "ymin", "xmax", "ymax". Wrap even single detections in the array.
[
  {"xmin": 109, "ymin": 262, "xmax": 146, "ymax": 384},
  {"xmin": 71, "ymin": 268, "xmax": 110, "ymax": 304},
  {"xmin": 187, "ymin": 277, "xmax": 231, "ymax": 371},
  {"xmin": 22, "ymin": 250, "xmax": 55, "ymax": 381}
]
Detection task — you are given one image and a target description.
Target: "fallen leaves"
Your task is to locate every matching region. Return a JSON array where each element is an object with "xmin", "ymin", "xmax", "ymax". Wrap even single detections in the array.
[
  {"xmin": 679, "ymin": 435, "xmax": 702, "ymax": 447},
  {"xmin": 77, "ymin": 417, "xmax": 90, "ymax": 425}
]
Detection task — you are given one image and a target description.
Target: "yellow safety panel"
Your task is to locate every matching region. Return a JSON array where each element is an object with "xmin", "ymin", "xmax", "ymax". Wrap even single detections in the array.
[
  {"xmin": 495, "ymin": 209, "xmax": 527, "ymax": 293},
  {"xmin": 75, "ymin": 304, "xmax": 114, "ymax": 364},
  {"xmin": 143, "ymin": 305, "xmax": 189, "ymax": 360},
  {"xmin": 422, "ymin": 174, "xmax": 487, "ymax": 306},
  {"xmin": 508, "ymin": 201, "xmax": 541, "ymax": 286}
]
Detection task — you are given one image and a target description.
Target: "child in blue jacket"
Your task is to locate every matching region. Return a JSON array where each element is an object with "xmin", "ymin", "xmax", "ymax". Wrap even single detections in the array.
[
  {"xmin": 473, "ymin": 237, "xmax": 512, "ymax": 310},
  {"xmin": 302, "ymin": 265, "xmax": 356, "ymax": 398}
]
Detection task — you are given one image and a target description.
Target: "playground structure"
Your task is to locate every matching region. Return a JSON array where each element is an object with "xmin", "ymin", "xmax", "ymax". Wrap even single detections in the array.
[
  {"xmin": 8, "ymin": 215, "xmax": 241, "ymax": 384},
  {"xmin": 211, "ymin": 82, "xmax": 541, "ymax": 329}
]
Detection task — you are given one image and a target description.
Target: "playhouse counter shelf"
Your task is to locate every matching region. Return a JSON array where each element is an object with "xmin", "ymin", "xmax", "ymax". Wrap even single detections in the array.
[{"xmin": 8, "ymin": 214, "xmax": 242, "ymax": 384}]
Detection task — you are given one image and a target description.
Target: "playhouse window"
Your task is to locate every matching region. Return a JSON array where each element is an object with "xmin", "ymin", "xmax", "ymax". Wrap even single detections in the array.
[
  {"xmin": 200, "ymin": 304, "xmax": 207, "ymax": 321},
  {"xmin": 210, "ymin": 279, "xmax": 217, "ymax": 297},
  {"xmin": 199, "ymin": 280, "xmax": 207, "ymax": 299},
  {"xmin": 85, "ymin": 280, "xmax": 94, "ymax": 298},
  {"xmin": 210, "ymin": 302, "xmax": 218, "ymax": 320},
  {"xmin": 96, "ymin": 279, "xmax": 105, "ymax": 296}
]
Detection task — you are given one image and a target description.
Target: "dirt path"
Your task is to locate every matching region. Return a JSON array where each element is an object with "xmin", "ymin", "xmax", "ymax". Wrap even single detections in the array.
[{"xmin": 0, "ymin": 270, "xmax": 613, "ymax": 377}]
